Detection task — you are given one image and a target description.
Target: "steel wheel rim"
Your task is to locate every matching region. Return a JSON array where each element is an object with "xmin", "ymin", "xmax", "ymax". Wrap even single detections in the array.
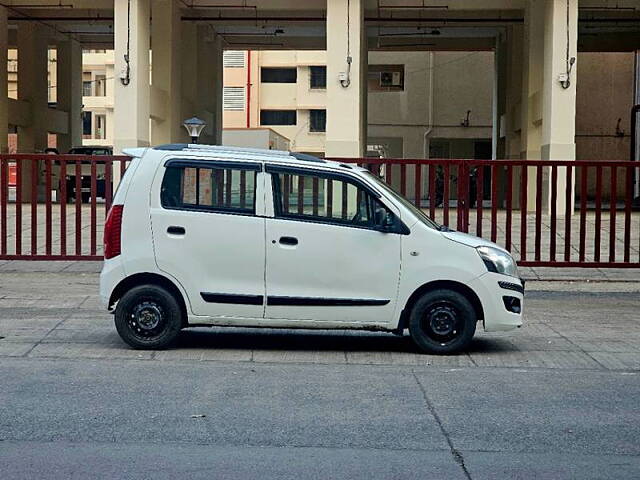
[
  {"xmin": 127, "ymin": 300, "xmax": 166, "ymax": 340},
  {"xmin": 421, "ymin": 300, "xmax": 463, "ymax": 345}
]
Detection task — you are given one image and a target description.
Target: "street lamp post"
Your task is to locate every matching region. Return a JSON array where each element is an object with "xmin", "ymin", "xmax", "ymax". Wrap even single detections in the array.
[{"xmin": 182, "ymin": 117, "xmax": 207, "ymax": 144}]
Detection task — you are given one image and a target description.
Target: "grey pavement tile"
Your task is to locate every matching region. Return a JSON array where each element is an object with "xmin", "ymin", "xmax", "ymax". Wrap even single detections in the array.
[
  {"xmin": 61, "ymin": 261, "xmax": 104, "ymax": 273},
  {"xmin": 0, "ymin": 261, "xmax": 74, "ymax": 273},
  {"xmin": 469, "ymin": 350, "xmax": 603, "ymax": 369},
  {"xmin": 253, "ymin": 349, "xmax": 346, "ymax": 364},
  {"xmin": 0, "ymin": 296, "xmax": 87, "ymax": 309},
  {"xmin": 0, "ymin": 342, "xmax": 34, "ymax": 356},
  {"xmin": 28, "ymin": 342, "xmax": 153, "ymax": 360},
  {"xmin": 200, "ymin": 348, "xmax": 254, "ymax": 362},
  {"xmin": 598, "ymin": 268, "xmax": 640, "ymax": 281},
  {"xmin": 576, "ymin": 340, "xmax": 640, "ymax": 353},
  {"xmin": 41, "ymin": 329, "xmax": 121, "ymax": 344},
  {"xmin": 154, "ymin": 349, "xmax": 206, "ymax": 362},
  {"xmin": 588, "ymin": 352, "xmax": 640, "ymax": 370}
]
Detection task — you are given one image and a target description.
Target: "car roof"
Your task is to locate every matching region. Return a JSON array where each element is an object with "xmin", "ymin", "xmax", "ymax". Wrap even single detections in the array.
[{"xmin": 149, "ymin": 143, "xmax": 362, "ymax": 172}]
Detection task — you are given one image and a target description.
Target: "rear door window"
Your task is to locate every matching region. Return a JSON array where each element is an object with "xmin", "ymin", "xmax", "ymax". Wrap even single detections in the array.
[{"xmin": 161, "ymin": 161, "xmax": 259, "ymax": 215}]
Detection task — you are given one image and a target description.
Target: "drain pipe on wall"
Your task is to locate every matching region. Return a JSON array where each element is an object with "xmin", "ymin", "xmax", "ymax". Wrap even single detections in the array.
[
  {"xmin": 246, "ymin": 50, "xmax": 251, "ymax": 128},
  {"xmin": 423, "ymin": 52, "xmax": 434, "ymax": 158}
]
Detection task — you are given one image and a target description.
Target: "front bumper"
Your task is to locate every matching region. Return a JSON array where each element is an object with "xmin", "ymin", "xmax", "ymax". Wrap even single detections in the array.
[{"xmin": 470, "ymin": 272, "xmax": 524, "ymax": 332}]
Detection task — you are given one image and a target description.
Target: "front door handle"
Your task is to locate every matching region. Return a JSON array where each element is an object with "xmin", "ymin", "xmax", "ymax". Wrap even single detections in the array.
[
  {"xmin": 279, "ymin": 236, "xmax": 298, "ymax": 246},
  {"xmin": 167, "ymin": 226, "xmax": 186, "ymax": 235}
]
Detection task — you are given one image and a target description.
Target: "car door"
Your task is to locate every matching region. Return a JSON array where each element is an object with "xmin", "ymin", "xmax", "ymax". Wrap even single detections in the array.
[
  {"xmin": 264, "ymin": 165, "xmax": 402, "ymax": 324},
  {"xmin": 150, "ymin": 158, "xmax": 265, "ymax": 319}
]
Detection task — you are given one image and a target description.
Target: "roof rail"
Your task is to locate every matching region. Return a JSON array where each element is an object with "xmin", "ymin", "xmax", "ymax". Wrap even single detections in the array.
[
  {"xmin": 152, "ymin": 143, "xmax": 326, "ymax": 163},
  {"xmin": 154, "ymin": 143, "xmax": 291, "ymax": 157}
]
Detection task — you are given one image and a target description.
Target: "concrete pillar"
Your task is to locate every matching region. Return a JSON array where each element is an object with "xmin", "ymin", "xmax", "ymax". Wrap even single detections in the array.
[
  {"xmin": 0, "ymin": 7, "xmax": 7, "ymax": 154},
  {"xmin": 17, "ymin": 23, "xmax": 49, "ymax": 201},
  {"xmin": 195, "ymin": 26, "xmax": 222, "ymax": 145},
  {"xmin": 521, "ymin": 0, "xmax": 578, "ymax": 213},
  {"xmin": 325, "ymin": 0, "xmax": 367, "ymax": 157},
  {"xmin": 56, "ymin": 40, "xmax": 83, "ymax": 153},
  {"xmin": 113, "ymin": 0, "xmax": 150, "ymax": 154},
  {"xmin": 540, "ymin": 0, "xmax": 578, "ymax": 214},
  {"xmin": 503, "ymin": 25, "xmax": 524, "ymax": 160},
  {"xmin": 150, "ymin": 0, "xmax": 182, "ymax": 144},
  {"xmin": 180, "ymin": 23, "xmax": 197, "ymax": 143},
  {"xmin": 17, "ymin": 22, "xmax": 49, "ymax": 154}
]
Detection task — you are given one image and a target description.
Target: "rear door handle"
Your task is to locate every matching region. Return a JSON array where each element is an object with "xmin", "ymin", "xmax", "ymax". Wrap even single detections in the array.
[
  {"xmin": 167, "ymin": 226, "xmax": 186, "ymax": 235},
  {"xmin": 278, "ymin": 236, "xmax": 298, "ymax": 246}
]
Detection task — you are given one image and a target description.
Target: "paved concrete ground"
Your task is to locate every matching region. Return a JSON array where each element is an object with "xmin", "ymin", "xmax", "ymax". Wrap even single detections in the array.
[
  {"xmin": 1, "ymin": 262, "xmax": 639, "ymax": 479},
  {"xmin": 1, "ymin": 204, "xmax": 639, "ymax": 264}
]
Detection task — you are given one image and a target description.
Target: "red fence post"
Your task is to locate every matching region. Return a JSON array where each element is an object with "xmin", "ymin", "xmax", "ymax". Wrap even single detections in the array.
[
  {"xmin": 550, "ymin": 165, "xmax": 558, "ymax": 262},
  {"xmin": 45, "ymin": 158, "xmax": 52, "ymax": 256},
  {"xmin": 30, "ymin": 158, "xmax": 38, "ymax": 255},
  {"xmin": 90, "ymin": 160, "xmax": 97, "ymax": 256},
  {"xmin": 0, "ymin": 158, "xmax": 6, "ymax": 256},
  {"xmin": 609, "ymin": 166, "xmax": 617, "ymax": 263},
  {"xmin": 564, "ymin": 165, "xmax": 573, "ymax": 262},
  {"xmin": 505, "ymin": 165, "xmax": 513, "ymax": 252},
  {"xmin": 520, "ymin": 166, "xmax": 528, "ymax": 262},
  {"xmin": 579, "ymin": 166, "xmax": 588, "ymax": 262}
]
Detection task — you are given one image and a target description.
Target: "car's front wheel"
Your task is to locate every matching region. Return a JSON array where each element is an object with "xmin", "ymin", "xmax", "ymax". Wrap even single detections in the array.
[
  {"xmin": 114, "ymin": 284, "xmax": 183, "ymax": 349},
  {"xmin": 409, "ymin": 289, "xmax": 477, "ymax": 354}
]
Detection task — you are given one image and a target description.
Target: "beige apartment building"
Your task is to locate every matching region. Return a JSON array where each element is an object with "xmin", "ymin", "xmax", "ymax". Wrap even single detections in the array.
[{"xmin": 223, "ymin": 49, "xmax": 495, "ymax": 160}]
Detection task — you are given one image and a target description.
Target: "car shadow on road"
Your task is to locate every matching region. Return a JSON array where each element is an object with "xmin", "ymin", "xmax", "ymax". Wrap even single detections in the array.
[{"xmin": 169, "ymin": 327, "xmax": 513, "ymax": 355}]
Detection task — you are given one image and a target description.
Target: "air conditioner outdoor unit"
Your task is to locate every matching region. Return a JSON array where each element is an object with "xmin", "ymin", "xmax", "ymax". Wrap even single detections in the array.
[{"xmin": 380, "ymin": 71, "xmax": 401, "ymax": 87}]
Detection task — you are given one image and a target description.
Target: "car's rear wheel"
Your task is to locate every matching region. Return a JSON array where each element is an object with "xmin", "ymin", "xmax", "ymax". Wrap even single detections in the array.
[
  {"xmin": 409, "ymin": 289, "xmax": 477, "ymax": 354},
  {"xmin": 114, "ymin": 284, "xmax": 182, "ymax": 349}
]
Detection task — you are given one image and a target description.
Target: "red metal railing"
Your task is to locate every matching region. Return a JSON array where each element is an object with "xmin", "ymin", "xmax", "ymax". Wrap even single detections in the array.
[
  {"xmin": 0, "ymin": 154, "xmax": 638, "ymax": 267},
  {"xmin": 0, "ymin": 154, "xmax": 129, "ymax": 260},
  {"xmin": 336, "ymin": 158, "xmax": 640, "ymax": 268}
]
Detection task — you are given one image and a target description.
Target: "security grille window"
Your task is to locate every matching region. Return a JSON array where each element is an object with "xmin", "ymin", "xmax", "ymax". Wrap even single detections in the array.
[
  {"xmin": 271, "ymin": 170, "xmax": 384, "ymax": 229},
  {"xmin": 223, "ymin": 50, "xmax": 245, "ymax": 68},
  {"xmin": 161, "ymin": 164, "xmax": 257, "ymax": 215},
  {"xmin": 261, "ymin": 67, "xmax": 297, "ymax": 83},
  {"xmin": 260, "ymin": 110, "xmax": 296, "ymax": 126},
  {"xmin": 82, "ymin": 81, "xmax": 92, "ymax": 97},
  {"xmin": 309, "ymin": 66, "xmax": 326, "ymax": 89},
  {"xmin": 309, "ymin": 110, "xmax": 326, "ymax": 132},
  {"xmin": 223, "ymin": 86, "xmax": 245, "ymax": 111}
]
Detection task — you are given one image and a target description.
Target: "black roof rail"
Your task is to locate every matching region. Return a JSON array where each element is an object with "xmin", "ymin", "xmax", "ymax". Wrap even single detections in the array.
[
  {"xmin": 154, "ymin": 143, "xmax": 189, "ymax": 151},
  {"xmin": 290, "ymin": 152, "xmax": 325, "ymax": 163}
]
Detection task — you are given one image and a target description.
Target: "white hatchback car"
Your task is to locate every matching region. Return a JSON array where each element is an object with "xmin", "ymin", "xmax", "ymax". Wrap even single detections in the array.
[{"xmin": 100, "ymin": 144, "xmax": 523, "ymax": 354}]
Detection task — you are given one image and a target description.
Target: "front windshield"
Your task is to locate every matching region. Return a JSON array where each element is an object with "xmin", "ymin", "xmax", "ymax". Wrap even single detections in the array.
[{"xmin": 363, "ymin": 171, "xmax": 440, "ymax": 230}]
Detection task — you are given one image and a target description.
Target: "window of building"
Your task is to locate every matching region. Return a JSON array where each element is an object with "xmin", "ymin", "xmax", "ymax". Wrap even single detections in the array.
[
  {"xmin": 270, "ymin": 169, "xmax": 386, "ymax": 229},
  {"xmin": 82, "ymin": 80, "xmax": 92, "ymax": 97},
  {"xmin": 223, "ymin": 50, "xmax": 245, "ymax": 68},
  {"xmin": 309, "ymin": 66, "xmax": 326, "ymax": 89},
  {"xmin": 223, "ymin": 86, "xmax": 245, "ymax": 111},
  {"xmin": 309, "ymin": 109, "xmax": 326, "ymax": 132},
  {"xmin": 82, "ymin": 112, "xmax": 92, "ymax": 136},
  {"xmin": 261, "ymin": 67, "xmax": 297, "ymax": 83},
  {"xmin": 161, "ymin": 163, "xmax": 257, "ymax": 215},
  {"xmin": 368, "ymin": 65, "xmax": 405, "ymax": 92},
  {"xmin": 95, "ymin": 75, "xmax": 107, "ymax": 97},
  {"xmin": 260, "ymin": 110, "xmax": 296, "ymax": 126},
  {"xmin": 95, "ymin": 114, "xmax": 106, "ymax": 139}
]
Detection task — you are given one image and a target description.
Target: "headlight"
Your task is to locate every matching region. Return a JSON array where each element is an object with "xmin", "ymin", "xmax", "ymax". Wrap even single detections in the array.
[{"xmin": 476, "ymin": 246, "xmax": 518, "ymax": 277}]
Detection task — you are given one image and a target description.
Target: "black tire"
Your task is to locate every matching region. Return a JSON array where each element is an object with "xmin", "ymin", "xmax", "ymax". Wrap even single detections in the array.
[
  {"xmin": 409, "ymin": 289, "xmax": 477, "ymax": 355},
  {"xmin": 81, "ymin": 192, "xmax": 91, "ymax": 203},
  {"xmin": 114, "ymin": 284, "xmax": 183, "ymax": 349}
]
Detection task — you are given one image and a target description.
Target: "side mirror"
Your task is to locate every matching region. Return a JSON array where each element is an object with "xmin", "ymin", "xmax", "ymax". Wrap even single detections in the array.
[{"xmin": 376, "ymin": 209, "xmax": 395, "ymax": 232}]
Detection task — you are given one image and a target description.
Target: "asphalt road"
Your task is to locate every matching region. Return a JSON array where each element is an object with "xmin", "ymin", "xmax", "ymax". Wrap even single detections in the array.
[{"xmin": 1, "ymin": 265, "xmax": 639, "ymax": 479}]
